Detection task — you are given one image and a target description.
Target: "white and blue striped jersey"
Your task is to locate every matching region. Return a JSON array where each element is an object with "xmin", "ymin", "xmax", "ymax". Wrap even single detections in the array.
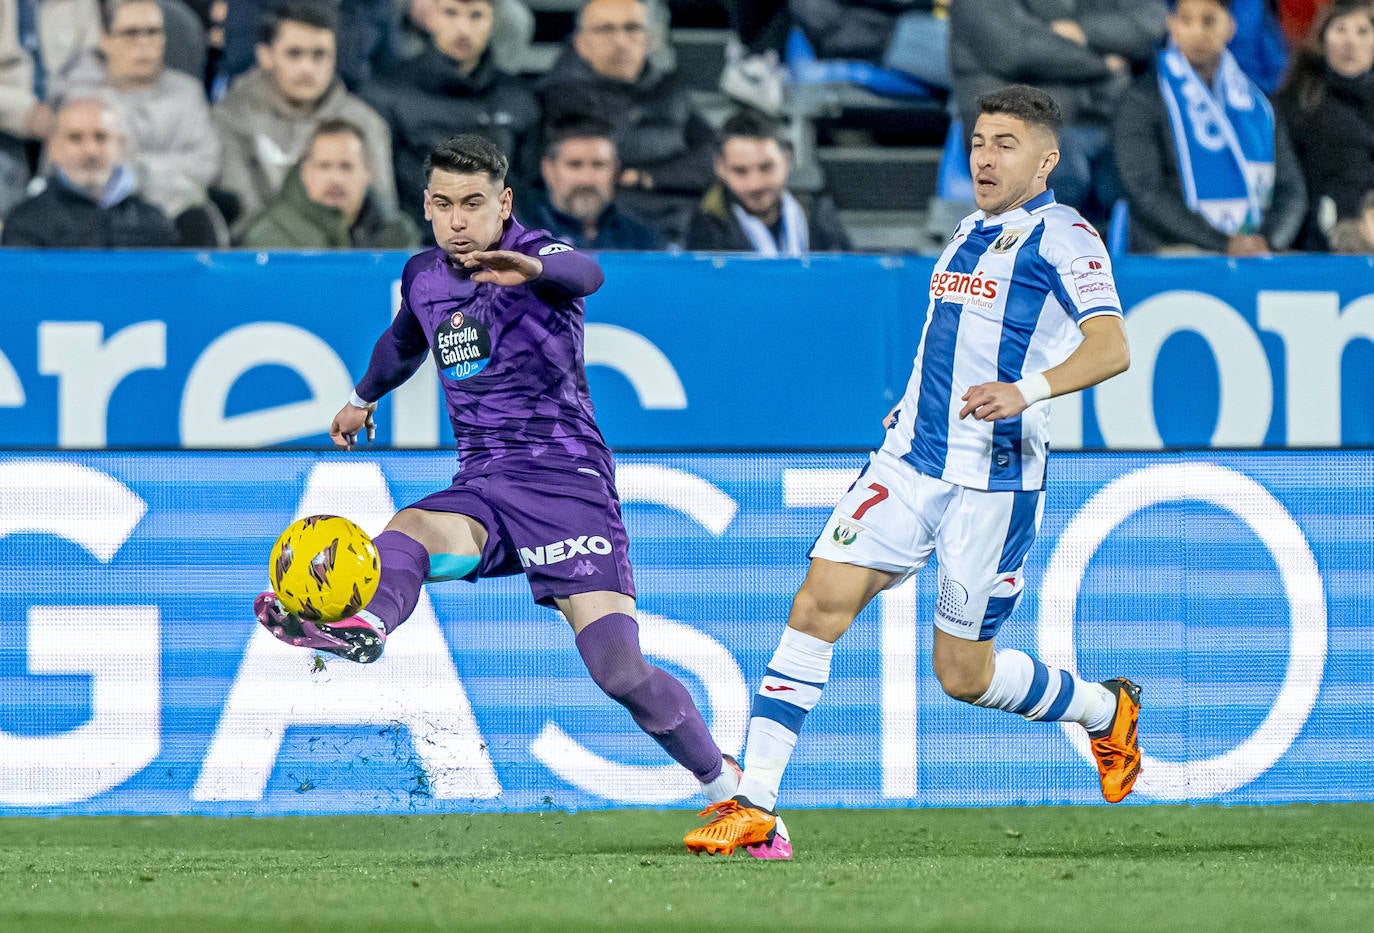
[{"xmin": 881, "ymin": 190, "xmax": 1123, "ymax": 491}]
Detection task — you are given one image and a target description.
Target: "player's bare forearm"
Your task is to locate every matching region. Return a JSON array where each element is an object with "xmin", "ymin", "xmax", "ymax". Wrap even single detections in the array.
[
  {"xmin": 959, "ymin": 316, "xmax": 1128, "ymax": 422},
  {"xmin": 1042, "ymin": 315, "xmax": 1130, "ymax": 395}
]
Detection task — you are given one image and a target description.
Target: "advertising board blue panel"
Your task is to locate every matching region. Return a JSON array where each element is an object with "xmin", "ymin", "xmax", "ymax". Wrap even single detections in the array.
[
  {"xmin": 0, "ymin": 449, "xmax": 1366, "ymax": 814},
  {"xmin": 0, "ymin": 252, "xmax": 1370, "ymax": 450}
]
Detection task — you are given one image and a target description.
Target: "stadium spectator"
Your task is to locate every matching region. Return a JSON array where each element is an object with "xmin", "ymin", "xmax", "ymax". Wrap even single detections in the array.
[
  {"xmin": 1, "ymin": 93, "xmax": 174, "ymax": 246},
  {"xmin": 540, "ymin": 0, "xmax": 716, "ymax": 241},
  {"xmin": 213, "ymin": 0, "xmax": 395, "ymax": 234},
  {"xmin": 1275, "ymin": 0, "xmax": 1374, "ymax": 249},
  {"xmin": 65, "ymin": 0, "xmax": 223, "ymax": 244},
  {"xmin": 685, "ymin": 108, "xmax": 851, "ymax": 254},
  {"xmin": 393, "ymin": 0, "xmax": 535, "ymax": 75},
  {"xmin": 522, "ymin": 117, "xmax": 664, "ymax": 250},
  {"xmin": 1328, "ymin": 188, "xmax": 1374, "ymax": 252},
  {"xmin": 949, "ymin": 0, "xmax": 1167, "ymax": 224},
  {"xmin": 362, "ymin": 0, "xmax": 539, "ymax": 230},
  {"xmin": 0, "ymin": 0, "xmax": 103, "ymax": 216},
  {"xmin": 1114, "ymin": 0, "xmax": 1307, "ymax": 254},
  {"xmin": 1229, "ymin": 0, "xmax": 1290, "ymax": 92},
  {"xmin": 221, "ymin": 0, "xmax": 396, "ymax": 91},
  {"xmin": 240, "ymin": 118, "xmax": 418, "ymax": 248}
]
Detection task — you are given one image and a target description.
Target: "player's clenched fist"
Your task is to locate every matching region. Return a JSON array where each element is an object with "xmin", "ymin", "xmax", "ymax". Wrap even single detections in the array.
[{"xmin": 959, "ymin": 382, "xmax": 1029, "ymax": 422}]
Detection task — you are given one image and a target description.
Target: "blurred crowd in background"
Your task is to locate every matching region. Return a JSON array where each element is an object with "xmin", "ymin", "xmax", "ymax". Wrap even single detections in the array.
[{"xmin": 0, "ymin": 0, "xmax": 1369, "ymax": 255}]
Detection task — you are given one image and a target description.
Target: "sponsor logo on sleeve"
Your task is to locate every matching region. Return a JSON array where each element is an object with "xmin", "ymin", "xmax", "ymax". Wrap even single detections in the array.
[
  {"xmin": 1069, "ymin": 255, "xmax": 1119, "ymax": 305},
  {"xmin": 538, "ymin": 243, "xmax": 573, "ymax": 256}
]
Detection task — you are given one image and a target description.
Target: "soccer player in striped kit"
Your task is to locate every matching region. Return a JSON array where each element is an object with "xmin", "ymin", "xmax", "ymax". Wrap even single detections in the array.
[
  {"xmin": 686, "ymin": 85, "xmax": 1141, "ymax": 859},
  {"xmin": 255, "ymin": 134, "xmax": 746, "ymax": 814}
]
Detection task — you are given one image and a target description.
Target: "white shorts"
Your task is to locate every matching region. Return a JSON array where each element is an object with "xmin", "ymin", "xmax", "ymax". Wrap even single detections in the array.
[{"xmin": 809, "ymin": 449, "xmax": 1044, "ymax": 641}]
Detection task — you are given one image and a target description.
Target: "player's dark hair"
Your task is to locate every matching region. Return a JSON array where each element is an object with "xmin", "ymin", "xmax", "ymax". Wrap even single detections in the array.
[
  {"xmin": 542, "ymin": 115, "xmax": 617, "ymax": 161},
  {"xmin": 717, "ymin": 109, "xmax": 784, "ymax": 153},
  {"xmin": 307, "ymin": 118, "xmax": 368, "ymax": 163},
  {"xmin": 424, "ymin": 133, "xmax": 509, "ymax": 185},
  {"xmin": 976, "ymin": 85, "xmax": 1063, "ymax": 141},
  {"xmin": 257, "ymin": 0, "xmax": 339, "ymax": 46}
]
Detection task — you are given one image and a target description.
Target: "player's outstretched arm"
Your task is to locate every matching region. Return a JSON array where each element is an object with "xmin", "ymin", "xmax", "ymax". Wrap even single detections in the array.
[
  {"xmin": 464, "ymin": 245, "xmax": 605, "ymax": 297},
  {"xmin": 960, "ymin": 316, "xmax": 1129, "ymax": 422},
  {"xmin": 461, "ymin": 249, "xmax": 543, "ymax": 285}
]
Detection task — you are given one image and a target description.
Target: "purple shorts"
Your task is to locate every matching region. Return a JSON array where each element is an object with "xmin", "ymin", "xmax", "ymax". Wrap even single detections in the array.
[{"xmin": 406, "ymin": 465, "xmax": 635, "ymax": 607}]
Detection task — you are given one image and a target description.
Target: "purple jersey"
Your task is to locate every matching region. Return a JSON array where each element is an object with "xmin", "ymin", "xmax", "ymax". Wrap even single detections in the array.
[{"xmin": 355, "ymin": 217, "xmax": 610, "ymax": 475}]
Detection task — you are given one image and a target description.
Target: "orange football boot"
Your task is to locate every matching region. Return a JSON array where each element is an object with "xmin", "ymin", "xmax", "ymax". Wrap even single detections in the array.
[
  {"xmin": 1089, "ymin": 678, "xmax": 1142, "ymax": 803},
  {"xmin": 684, "ymin": 796, "xmax": 780, "ymax": 856}
]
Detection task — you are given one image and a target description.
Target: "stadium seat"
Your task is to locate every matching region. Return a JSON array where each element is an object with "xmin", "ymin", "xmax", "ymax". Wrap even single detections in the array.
[
  {"xmin": 158, "ymin": 0, "xmax": 206, "ymax": 83},
  {"xmin": 935, "ymin": 117, "xmax": 973, "ymax": 201},
  {"xmin": 1107, "ymin": 199, "xmax": 1130, "ymax": 258},
  {"xmin": 784, "ymin": 28, "xmax": 937, "ymax": 100}
]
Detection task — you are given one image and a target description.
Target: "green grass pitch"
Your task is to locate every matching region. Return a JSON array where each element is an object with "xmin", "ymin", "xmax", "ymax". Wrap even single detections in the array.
[{"xmin": 2, "ymin": 804, "xmax": 1371, "ymax": 931}]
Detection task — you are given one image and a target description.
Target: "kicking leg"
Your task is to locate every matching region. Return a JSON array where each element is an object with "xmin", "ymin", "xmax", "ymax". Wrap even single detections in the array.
[
  {"xmin": 561, "ymin": 591, "xmax": 739, "ymax": 801},
  {"xmin": 685, "ymin": 558, "xmax": 896, "ymax": 858},
  {"xmin": 258, "ymin": 509, "xmax": 484, "ymax": 663},
  {"xmin": 933, "ymin": 627, "xmax": 1141, "ymax": 803}
]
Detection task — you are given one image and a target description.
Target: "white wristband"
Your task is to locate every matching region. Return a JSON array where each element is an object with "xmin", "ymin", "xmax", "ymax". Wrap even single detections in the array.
[
  {"xmin": 348, "ymin": 389, "xmax": 376, "ymax": 410},
  {"xmin": 1014, "ymin": 372, "xmax": 1052, "ymax": 406}
]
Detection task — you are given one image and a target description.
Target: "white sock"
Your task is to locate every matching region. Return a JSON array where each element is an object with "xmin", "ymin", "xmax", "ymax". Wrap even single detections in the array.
[
  {"xmin": 973, "ymin": 649, "xmax": 1114, "ymax": 731},
  {"xmin": 736, "ymin": 627, "xmax": 833, "ymax": 811},
  {"xmin": 699, "ymin": 757, "xmax": 741, "ymax": 803}
]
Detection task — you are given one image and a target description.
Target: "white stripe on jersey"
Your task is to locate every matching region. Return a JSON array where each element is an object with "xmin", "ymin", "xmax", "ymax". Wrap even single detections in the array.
[{"xmin": 882, "ymin": 190, "xmax": 1123, "ymax": 492}]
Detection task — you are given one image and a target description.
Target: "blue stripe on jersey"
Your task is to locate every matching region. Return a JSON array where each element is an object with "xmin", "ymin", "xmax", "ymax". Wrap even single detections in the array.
[
  {"xmin": 997, "ymin": 489, "xmax": 1042, "ymax": 573},
  {"xmin": 1042, "ymin": 670, "xmax": 1077, "ymax": 721},
  {"xmin": 908, "ymin": 229, "xmax": 995, "ymax": 475},
  {"xmin": 990, "ymin": 224, "xmax": 1052, "ymax": 487},
  {"xmin": 751, "ymin": 694, "xmax": 808, "ymax": 732},
  {"xmin": 1013, "ymin": 657, "xmax": 1051, "ymax": 716},
  {"xmin": 980, "ymin": 594, "xmax": 1018, "ymax": 640},
  {"xmin": 763, "ymin": 667, "xmax": 827, "ymax": 690}
]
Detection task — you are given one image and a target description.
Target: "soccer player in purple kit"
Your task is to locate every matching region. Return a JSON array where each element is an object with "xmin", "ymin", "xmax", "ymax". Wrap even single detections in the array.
[{"xmin": 253, "ymin": 133, "xmax": 751, "ymax": 815}]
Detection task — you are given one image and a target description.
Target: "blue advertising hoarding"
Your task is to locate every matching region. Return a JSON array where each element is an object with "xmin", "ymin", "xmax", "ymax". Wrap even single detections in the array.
[
  {"xmin": 0, "ymin": 449, "xmax": 1367, "ymax": 814},
  {"xmin": 0, "ymin": 252, "xmax": 1370, "ymax": 450}
]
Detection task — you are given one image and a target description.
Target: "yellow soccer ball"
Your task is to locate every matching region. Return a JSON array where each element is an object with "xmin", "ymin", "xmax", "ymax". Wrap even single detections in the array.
[{"xmin": 268, "ymin": 515, "xmax": 380, "ymax": 623}]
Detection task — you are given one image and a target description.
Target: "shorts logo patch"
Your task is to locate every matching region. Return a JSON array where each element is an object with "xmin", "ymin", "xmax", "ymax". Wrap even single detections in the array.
[
  {"xmin": 519, "ymin": 535, "xmax": 612, "ymax": 567},
  {"xmin": 434, "ymin": 310, "xmax": 491, "ymax": 381},
  {"xmin": 936, "ymin": 577, "xmax": 971, "ymax": 624},
  {"xmin": 831, "ymin": 524, "xmax": 859, "ymax": 546},
  {"xmin": 571, "ymin": 559, "xmax": 600, "ymax": 577}
]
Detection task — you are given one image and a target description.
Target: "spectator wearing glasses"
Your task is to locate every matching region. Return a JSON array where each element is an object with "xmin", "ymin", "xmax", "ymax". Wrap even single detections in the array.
[
  {"xmin": 65, "ymin": 0, "xmax": 223, "ymax": 243},
  {"xmin": 540, "ymin": 0, "xmax": 715, "ymax": 241}
]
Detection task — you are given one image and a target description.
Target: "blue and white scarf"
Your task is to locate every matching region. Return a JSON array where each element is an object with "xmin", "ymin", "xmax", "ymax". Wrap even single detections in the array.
[
  {"xmin": 731, "ymin": 190, "xmax": 809, "ymax": 257},
  {"xmin": 1157, "ymin": 44, "xmax": 1275, "ymax": 235}
]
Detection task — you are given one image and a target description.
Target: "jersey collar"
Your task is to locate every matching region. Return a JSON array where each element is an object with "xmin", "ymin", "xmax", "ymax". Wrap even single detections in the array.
[{"xmin": 979, "ymin": 188, "xmax": 1057, "ymax": 228}]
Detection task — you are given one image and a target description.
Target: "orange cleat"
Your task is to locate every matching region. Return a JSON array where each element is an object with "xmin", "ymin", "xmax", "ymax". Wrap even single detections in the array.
[
  {"xmin": 1089, "ymin": 678, "xmax": 1142, "ymax": 803},
  {"xmin": 684, "ymin": 796, "xmax": 781, "ymax": 857}
]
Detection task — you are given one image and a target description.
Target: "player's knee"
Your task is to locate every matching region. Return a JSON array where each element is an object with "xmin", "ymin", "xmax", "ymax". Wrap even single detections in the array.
[
  {"xmin": 787, "ymin": 587, "xmax": 855, "ymax": 642},
  {"xmin": 933, "ymin": 657, "xmax": 992, "ymax": 704},
  {"xmin": 591, "ymin": 661, "xmax": 652, "ymax": 700}
]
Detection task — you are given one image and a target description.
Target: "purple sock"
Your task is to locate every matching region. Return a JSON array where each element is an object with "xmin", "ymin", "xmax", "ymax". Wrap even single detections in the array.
[
  {"xmin": 575, "ymin": 612, "xmax": 723, "ymax": 782},
  {"xmin": 362, "ymin": 530, "xmax": 430, "ymax": 634}
]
